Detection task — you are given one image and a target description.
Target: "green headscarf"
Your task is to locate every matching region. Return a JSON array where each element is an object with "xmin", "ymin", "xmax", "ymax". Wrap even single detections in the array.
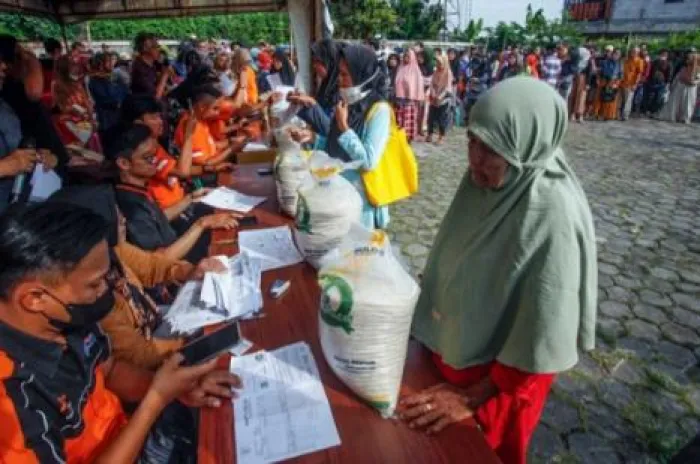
[{"xmin": 411, "ymin": 77, "xmax": 597, "ymax": 374}]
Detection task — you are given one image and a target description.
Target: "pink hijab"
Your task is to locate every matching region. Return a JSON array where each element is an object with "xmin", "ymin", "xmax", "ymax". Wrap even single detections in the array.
[
  {"xmin": 395, "ymin": 49, "xmax": 425, "ymax": 101},
  {"xmin": 431, "ymin": 55, "xmax": 454, "ymax": 97}
]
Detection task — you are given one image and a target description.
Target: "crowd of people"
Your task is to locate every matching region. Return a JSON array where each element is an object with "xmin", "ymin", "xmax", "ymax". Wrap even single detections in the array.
[
  {"xmin": 378, "ymin": 40, "xmax": 699, "ymax": 138},
  {"xmin": 0, "ymin": 28, "xmax": 676, "ymax": 464}
]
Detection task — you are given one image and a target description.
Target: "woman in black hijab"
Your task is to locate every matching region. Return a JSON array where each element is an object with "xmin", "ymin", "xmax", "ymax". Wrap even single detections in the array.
[
  {"xmin": 290, "ymin": 44, "xmax": 391, "ymax": 230},
  {"xmin": 311, "ymin": 39, "xmax": 342, "ymax": 113},
  {"xmin": 287, "ymin": 39, "xmax": 344, "ymax": 136},
  {"xmin": 271, "ymin": 48, "xmax": 296, "ymax": 87}
]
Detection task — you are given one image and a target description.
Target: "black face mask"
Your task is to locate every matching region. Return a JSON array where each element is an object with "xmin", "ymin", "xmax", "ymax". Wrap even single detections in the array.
[{"xmin": 43, "ymin": 288, "xmax": 115, "ymax": 332}]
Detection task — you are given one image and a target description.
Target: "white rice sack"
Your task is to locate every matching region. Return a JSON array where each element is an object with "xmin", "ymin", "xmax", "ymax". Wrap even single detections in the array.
[
  {"xmin": 272, "ymin": 128, "xmax": 312, "ymax": 217},
  {"xmin": 318, "ymin": 224, "xmax": 421, "ymax": 418},
  {"xmin": 294, "ymin": 152, "xmax": 362, "ymax": 268}
]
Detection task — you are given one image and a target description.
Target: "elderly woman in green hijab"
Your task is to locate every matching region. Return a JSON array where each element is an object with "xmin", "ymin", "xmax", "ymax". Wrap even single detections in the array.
[{"xmin": 397, "ymin": 77, "xmax": 597, "ymax": 464}]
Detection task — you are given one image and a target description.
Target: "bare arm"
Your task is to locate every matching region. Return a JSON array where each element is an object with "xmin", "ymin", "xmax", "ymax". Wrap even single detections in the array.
[
  {"xmin": 155, "ymin": 67, "xmax": 171, "ymax": 99},
  {"xmin": 156, "ymin": 220, "xmax": 206, "ymax": 261}
]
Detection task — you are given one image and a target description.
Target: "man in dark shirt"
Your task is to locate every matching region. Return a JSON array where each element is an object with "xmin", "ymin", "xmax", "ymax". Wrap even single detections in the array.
[
  {"xmin": 642, "ymin": 49, "xmax": 673, "ymax": 116},
  {"xmin": 0, "ymin": 36, "xmax": 58, "ymax": 213},
  {"xmin": 0, "ymin": 202, "xmax": 240, "ymax": 463},
  {"xmin": 131, "ymin": 32, "xmax": 172, "ymax": 98},
  {"xmin": 113, "ymin": 125, "xmax": 239, "ymax": 263}
]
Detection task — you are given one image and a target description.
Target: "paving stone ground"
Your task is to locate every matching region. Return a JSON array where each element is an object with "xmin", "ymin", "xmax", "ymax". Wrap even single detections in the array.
[{"xmin": 388, "ymin": 119, "xmax": 700, "ymax": 463}]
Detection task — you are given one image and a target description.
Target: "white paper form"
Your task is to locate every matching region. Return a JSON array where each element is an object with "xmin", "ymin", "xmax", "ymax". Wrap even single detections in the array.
[
  {"xmin": 200, "ymin": 253, "xmax": 263, "ymax": 319},
  {"xmin": 231, "ymin": 342, "xmax": 341, "ymax": 464},
  {"xmin": 238, "ymin": 226, "xmax": 304, "ymax": 272},
  {"xmin": 162, "ymin": 281, "xmax": 231, "ymax": 334},
  {"xmin": 29, "ymin": 164, "xmax": 62, "ymax": 201},
  {"xmin": 198, "ymin": 187, "xmax": 266, "ymax": 213}
]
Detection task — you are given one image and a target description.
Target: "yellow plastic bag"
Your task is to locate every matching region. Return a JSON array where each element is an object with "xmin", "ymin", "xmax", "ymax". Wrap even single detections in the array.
[{"xmin": 361, "ymin": 103, "xmax": 419, "ymax": 207}]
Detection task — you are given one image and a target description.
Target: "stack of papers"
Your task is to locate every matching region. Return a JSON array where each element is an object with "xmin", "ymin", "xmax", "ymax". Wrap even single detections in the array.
[
  {"xmin": 198, "ymin": 187, "xmax": 266, "ymax": 213},
  {"xmin": 163, "ymin": 252, "xmax": 264, "ymax": 334},
  {"xmin": 200, "ymin": 253, "xmax": 263, "ymax": 320},
  {"xmin": 231, "ymin": 342, "xmax": 341, "ymax": 464},
  {"xmin": 161, "ymin": 281, "xmax": 226, "ymax": 334},
  {"xmin": 238, "ymin": 226, "xmax": 304, "ymax": 272}
]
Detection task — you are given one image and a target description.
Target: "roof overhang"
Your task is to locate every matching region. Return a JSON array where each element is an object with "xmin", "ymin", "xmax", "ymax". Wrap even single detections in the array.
[{"xmin": 0, "ymin": 0, "xmax": 287, "ymax": 24}]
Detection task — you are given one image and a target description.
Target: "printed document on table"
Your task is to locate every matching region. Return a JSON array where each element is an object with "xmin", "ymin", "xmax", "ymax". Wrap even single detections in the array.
[
  {"xmin": 162, "ymin": 281, "xmax": 230, "ymax": 334},
  {"xmin": 198, "ymin": 187, "xmax": 266, "ymax": 213},
  {"xmin": 242, "ymin": 142, "xmax": 271, "ymax": 152},
  {"xmin": 231, "ymin": 342, "xmax": 341, "ymax": 464},
  {"xmin": 238, "ymin": 226, "xmax": 303, "ymax": 272}
]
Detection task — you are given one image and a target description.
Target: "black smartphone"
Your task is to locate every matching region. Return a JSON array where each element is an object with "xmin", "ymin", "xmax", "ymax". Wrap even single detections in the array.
[
  {"xmin": 179, "ymin": 321, "xmax": 241, "ymax": 365},
  {"xmin": 238, "ymin": 216, "xmax": 258, "ymax": 227},
  {"xmin": 257, "ymin": 167, "xmax": 274, "ymax": 176}
]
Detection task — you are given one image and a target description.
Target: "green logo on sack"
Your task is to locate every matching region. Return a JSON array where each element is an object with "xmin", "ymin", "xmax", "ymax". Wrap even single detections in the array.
[
  {"xmin": 295, "ymin": 195, "xmax": 311, "ymax": 233},
  {"xmin": 320, "ymin": 274, "xmax": 354, "ymax": 334}
]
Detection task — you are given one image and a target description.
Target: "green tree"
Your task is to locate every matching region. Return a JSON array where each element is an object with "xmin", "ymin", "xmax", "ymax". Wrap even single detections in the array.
[
  {"xmin": 330, "ymin": 0, "xmax": 397, "ymax": 39},
  {"xmin": 452, "ymin": 18, "xmax": 483, "ymax": 42},
  {"xmin": 389, "ymin": 0, "xmax": 444, "ymax": 40}
]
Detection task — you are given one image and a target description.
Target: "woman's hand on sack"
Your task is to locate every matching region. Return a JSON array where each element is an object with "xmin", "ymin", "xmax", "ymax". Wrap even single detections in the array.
[
  {"xmin": 190, "ymin": 257, "xmax": 227, "ymax": 281},
  {"xmin": 197, "ymin": 213, "xmax": 241, "ymax": 230},
  {"xmin": 288, "ymin": 127, "xmax": 315, "ymax": 144},
  {"xmin": 335, "ymin": 100, "xmax": 350, "ymax": 132},
  {"xmin": 398, "ymin": 383, "xmax": 476, "ymax": 434}
]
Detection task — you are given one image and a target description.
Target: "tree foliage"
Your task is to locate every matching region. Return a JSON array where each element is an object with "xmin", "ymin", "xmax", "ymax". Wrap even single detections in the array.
[
  {"xmin": 388, "ymin": 0, "xmax": 444, "ymax": 40},
  {"xmin": 330, "ymin": 0, "xmax": 398, "ymax": 40},
  {"xmin": 0, "ymin": 12, "xmax": 289, "ymax": 44}
]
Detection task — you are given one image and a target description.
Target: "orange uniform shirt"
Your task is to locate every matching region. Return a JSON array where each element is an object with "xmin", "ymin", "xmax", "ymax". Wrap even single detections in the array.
[
  {"xmin": 173, "ymin": 112, "xmax": 217, "ymax": 166},
  {"xmin": 147, "ymin": 145, "xmax": 186, "ymax": 210},
  {"xmin": 0, "ymin": 323, "xmax": 127, "ymax": 463}
]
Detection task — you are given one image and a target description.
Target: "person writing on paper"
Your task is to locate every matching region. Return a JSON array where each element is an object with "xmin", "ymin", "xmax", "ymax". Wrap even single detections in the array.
[
  {"xmin": 0, "ymin": 202, "xmax": 240, "ymax": 463},
  {"xmin": 290, "ymin": 44, "xmax": 391, "ymax": 230},
  {"xmin": 0, "ymin": 44, "xmax": 58, "ymax": 213},
  {"xmin": 51, "ymin": 185, "xmax": 226, "ymax": 370},
  {"xmin": 119, "ymin": 94, "xmax": 234, "ymax": 211},
  {"xmin": 114, "ymin": 125, "xmax": 240, "ymax": 264},
  {"xmin": 399, "ymin": 78, "xmax": 597, "ymax": 464},
  {"xmin": 173, "ymin": 85, "xmax": 240, "ymax": 168}
]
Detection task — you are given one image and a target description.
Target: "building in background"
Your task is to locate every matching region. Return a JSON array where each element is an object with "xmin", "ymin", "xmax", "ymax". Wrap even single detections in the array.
[{"xmin": 565, "ymin": 0, "xmax": 700, "ymax": 35}]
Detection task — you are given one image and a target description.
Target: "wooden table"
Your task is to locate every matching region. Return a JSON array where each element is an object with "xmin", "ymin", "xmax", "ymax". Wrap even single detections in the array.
[{"xmin": 198, "ymin": 164, "xmax": 501, "ymax": 464}]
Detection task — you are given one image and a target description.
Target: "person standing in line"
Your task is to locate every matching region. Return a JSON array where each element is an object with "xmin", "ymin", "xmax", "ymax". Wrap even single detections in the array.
[
  {"xmin": 525, "ymin": 46, "xmax": 541, "ymax": 79},
  {"xmin": 394, "ymin": 49, "xmax": 426, "ymax": 143},
  {"xmin": 661, "ymin": 52, "xmax": 700, "ymax": 124},
  {"xmin": 401, "ymin": 77, "xmax": 597, "ymax": 464},
  {"xmin": 633, "ymin": 47, "xmax": 652, "ymax": 114},
  {"xmin": 642, "ymin": 49, "xmax": 673, "ymax": 117},
  {"xmin": 568, "ymin": 45, "xmax": 591, "ymax": 123},
  {"xmin": 426, "ymin": 55, "xmax": 453, "ymax": 146},
  {"xmin": 417, "ymin": 50, "xmax": 433, "ymax": 138},
  {"xmin": 619, "ymin": 47, "xmax": 644, "ymax": 121},
  {"xmin": 594, "ymin": 47, "xmax": 622, "ymax": 121},
  {"xmin": 541, "ymin": 44, "xmax": 562, "ymax": 89},
  {"xmin": 558, "ymin": 45, "xmax": 575, "ymax": 103}
]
